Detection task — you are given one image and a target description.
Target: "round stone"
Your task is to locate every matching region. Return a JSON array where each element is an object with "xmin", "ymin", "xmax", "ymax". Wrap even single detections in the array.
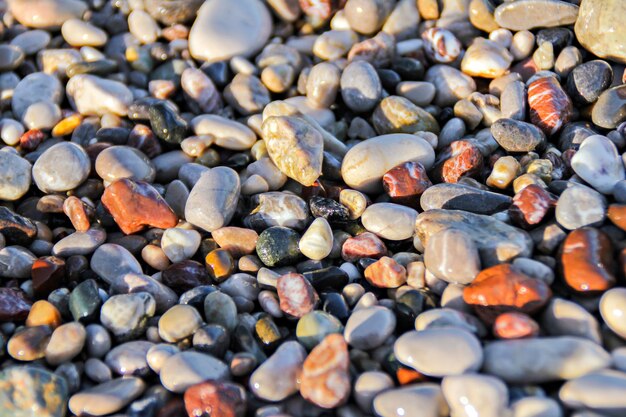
[
  {"xmin": 555, "ymin": 185, "xmax": 607, "ymax": 230},
  {"xmin": 0, "ymin": 151, "xmax": 31, "ymax": 201},
  {"xmin": 575, "ymin": 0, "xmax": 626, "ymax": 64},
  {"xmin": 600, "ymin": 288, "xmax": 626, "ymax": 339},
  {"xmin": 100, "ymin": 292, "xmax": 156, "ymax": 340},
  {"xmin": 256, "ymin": 226, "xmax": 301, "ymax": 267},
  {"xmin": 361, "ymin": 203, "xmax": 418, "ymax": 241},
  {"xmin": 161, "ymin": 227, "xmax": 201, "ymax": 263},
  {"xmin": 44, "ymin": 322, "xmax": 86, "ymax": 365},
  {"xmin": 158, "ymin": 304, "xmax": 204, "ymax": 343},
  {"xmin": 340, "ymin": 61, "xmax": 382, "ymax": 113},
  {"xmin": 95, "ymin": 146, "xmax": 156, "ymax": 183},
  {"xmin": 160, "ymin": 351, "xmax": 229, "ymax": 393},
  {"xmin": 61, "ymin": 18, "xmax": 108, "ymax": 47},
  {"xmin": 344, "ymin": 306, "xmax": 396, "ymax": 350},
  {"xmin": 32, "ymin": 142, "xmax": 90, "ymax": 193}
]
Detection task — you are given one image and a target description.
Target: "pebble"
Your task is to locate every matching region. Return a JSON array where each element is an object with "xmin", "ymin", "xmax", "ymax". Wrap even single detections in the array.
[
  {"xmin": 296, "ymin": 310, "xmax": 343, "ymax": 349},
  {"xmin": 491, "ymin": 118, "xmax": 546, "ymax": 152},
  {"xmin": 161, "ymin": 227, "xmax": 201, "ymax": 263},
  {"xmin": 364, "ymin": 256, "xmax": 406, "ymax": 288},
  {"xmin": 340, "ymin": 61, "xmax": 382, "ymax": 113},
  {"xmin": 555, "ymin": 185, "xmax": 607, "ymax": 230},
  {"xmin": 344, "ymin": 306, "xmax": 396, "ymax": 350},
  {"xmin": 185, "ymin": 167, "xmax": 241, "ymax": 232},
  {"xmin": 100, "ymin": 292, "xmax": 156, "ymax": 340},
  {"xmin": 8, "ymin": 325, "xmax": 52, "ymax": 361},
  {"xmin": 543, "ymin": 298, "xmax": 601, "ymax": 343},
  {"xmin": 85, "ymin": 324, "xmax": 111, "ymax": 358},
  {"xmin": 160, "ymin": 351, "xmax": 229, "ymax": 393},
  {"xmin": 373, "ymin": 383, "xmax": 448, "ymax": 417},
  {"xmin": 0, "ymin": 152, "xmax": 31, "ymax": 201},
  {"xmin": 461, "ymin": 39, "xmax": 513, "ymax": 79},
  {"xmin": 0, "ymin": 45, "xmax": 24, "ymax": 71},
  {"xmin": 420, "ymin": 183, "xmax": 512, "ymax": 214},
  {"xmin": 574, "ymin": 0, "xmax": 626, "ymax": 64},
  {"xmin": 69, "ymin": 377, "xmax": 145, "ymax": 416},
  {"xmin": 528, "ymin": 76, "xmax": 573, "ymax": 136},
  {"xmin": 442, "ymin": 374, "xmax": 508, "ymax": 417},
  {"xmin": 341, "ymin": 134, "xmax": 435, "ymax": 193},
  {"xmin": 566, "ymin": 60, "xmax": 613, "ymax": 106},
  {"xmin": 95, "ymin": 146, "xmax": 156, "ymax": 183},
  {"xmin": 483, "ymin": 337, "xmax": 611, "ymax": 384},
  {"xmin": 158, "ymin": 304, "xmax": 203, "ymax": 343},
  {"xmin": 373, "ymin": 95, "xmax": 439, "ymax": 135},
  {"xmin": 354, "ymin": 371, "xmax": 394, "ymax": 412},
  {"xmin": 0, "ymin": 246, "xmax": 36, "ymax": 278},
  {"xmin": 61, "ymin": 19, "xmax": 108, "ymax": 47},
  {"xmin": 66, "ymin": 74, "xmax": 134, "ymax": 117},
  {"xmin": 572, "ymin": 135, "xmax": 624, "ymax": 194},
  {"xmin": 44, "ymin": 322, "xmax": 86, "ymax": 365},
  {"xmin": 184, "ymin": 381, "xmax": 247, "ymax": 417},
  {"xmin": 189, "ymin": 0, "xmax": 272, "ymax": 62},
  {"xmin": 416, "ymin": 209, "xmax": 533, "ymax": 265},
  {"xmin": 8, "ymin": 0, "xmax": 88, "ymax": 29},
  {"xmin": 306, "ymin": 62, "xmax": 341, "ymax": 109},
  {"xmin": 262, "ymin": 115, "xmax": 323, "ymax": 186},
  {"xmin": 105, "ymin": 340, "xmax": 153, "ymax": 376},
  {"xmin": 560, "ymin": 370, "xmax": 626, "ymax": 416},
  {"xmin": 12, "ymin": 73, "xmax": 63, "ymax": 119},
  {"xmin": 299, "ymin": 217, "xmax": 333, "ymax": 261},
  {"xmin": 128, "ymin": 10, "xmax": 160, "ymax": 44},
  {"xmin": 249, "ymin": 341, "xmax": 306, "ymax": 401},
  {"xmin": 600, "ymin": 288, "xmax": 626, "ymax": 339},
  {"xmin": 32, "ymin": 141, "xmax": 90, "ymax": 193},
  {"xmin": 494, "ymin": 0, "xmax": 579, "ymax": 31},
  {"xmin": 592, "ymin": 85, "xmax": 626, "ymax": 129},
  {"xmin": 361, "ymin": 203, "xmax": 417, "ymax": 241},
  {"xmin": 424, "ymin": 229, "xmax": 480, "ymax": 285},
  {"xmin": 425, "ymin": 65, "xmax": 476, "ymax": 108},
  {"xmin": 90, "ymin": 243, "xmax": 142, "ymax": 284},
  {"xmin": 0, "ymin": 366, "xmax": 68, "ymax": 417},
  {"xmin": 192, "ymin": 115, "xmax": 255, "ymax": 150}
]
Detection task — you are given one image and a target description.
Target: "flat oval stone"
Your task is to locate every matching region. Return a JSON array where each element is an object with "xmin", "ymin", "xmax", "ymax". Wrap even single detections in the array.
[
  {"xmin": 461, "ymin": 38, "xmax": 513, "ymax": 79},
  {"xmin": 249, "ymin": 341, "xmax": 306, "ymax": 401},
  {"xmin": 0, "ymin": 366, "xmax": 68, "ymax": 417},
  {"xmin": 560, "ymin": 370, "xmax": 626, "ymax": 416},
  {"xmin": 555, "ymin": 185, "xmax": 606, "ymax": 230},
  {"xmin": 69, "ymin": 377, "xmax": 145, "ymax": 416},
  {"xmin": 416, "ymin": 209, "xmax": 533, "ymax": 266},
  {"xmin": 7, "ymin": 0, "xmax": 87, "ymax": 29},
  {"xmin": 420, "ymin": 183, "xmax": 512, "ymax": 215},
  {"xmin": 344, "ymin": 306, "xmax": 396, "ymax": 350},
  {"xmin": 542, "ymin": 298, "xmax": 601, "ymax": 343},
  {"xmin": 483, "ymin": 337, "xmax": 611, "ymax": 384},
  {"xmin": 66, "ymin": 74, "xmax": 133, "ymax": 117},
  {"xmin": 189, "ymin": 0, "xmax": 272, "ymax": 62},
  {"xmin": 566, "ymin": 60, "xmax": 613, "ymax": 106},
  {"xmin": 8, "ymin": 325, "xmax": 51, "ymax": 361},
  {"xmin": 341, "ymin": 134, "xmax": 435, "ymax": 193},
  {"xmin": 425, "ymin": 65, "xmax": 476, "ymax": 108},
  {"xmin": 0, "ymin": 152, "xmax": 31, "ymax": 201},
  {"xmin": 395, "ymin": 328, "xmax": 483, "ymax": 377},
  {"xmin": 494, "ymin": 0, "xmax": 579, "ymax": 31},
  {"xmin": 12, "ymin": 72, "xmax": 63, "ymax": 119},
  {"xmin": 361, "ymin": 203, "xmax": 417, "ymax": 241},
  {"xmin": 0, "ymin": 246, "xmax": 36, "ymax": 278},
  {"xmin": 424, "ymin": 229, "xmax": 480, "ymax": 285},
  {"xmin": 161, "ymin": 351, "xmax": 229, "ymax": 393},
  {"xmin": 185, "ymin": 167, "xmax": 241, "ymax": 232},
  {"xmin": 442, "ymin": 374, "xmax": 508, "ymax": 417},
  {"xmin": 52, "ymin": 229, "xmax": 106, "ymax": 257},
  {"xmin": 95, "ymin": 146, "xmax": 156, "ymax": 183},
  {"xmin": 44, "ymin": 322, "xmax": 86, "ymax": 365},
  {"xmin": 32, "ymin": 142, "xmax": 90, "ymax": 193},
  {"xmin": 158, "ymin": 304, "xmax": 203, "ymax": 343},
  {"xmin": 591, "ymin": 85, "xmax": 626, "ymax": 129},
  {"xmin": 61, "ymin": 18, "xmax": 108, "ymax": 47},
  {"xmin": 575, "ymin": 0, "xmax": 626, "ymax": 64},
  {"xmin": 105, "ymin": 340, "xmax": 153, "ymax": 376},
  {"xmin": 600, "ymin": 288, "xmax": 626, "ymax": 339},
  {"xmin": 192, "ymin": 115, "xmax": 256, "ymax": 150},
  {"xmin": 373, "ymin": 384, "xmax": 449, "ymax": 417},
  {"xmin": 491, "ymin": 118, "xmax": 546, "ymax": 152},
  {"xmin": 90, "ymin": 243, "xmax": 143, "ymax": 284},
  {"xmin": 372, "ymin": 96, "xmax": 440, "ymax": 135},
  {"xmin": 0, "ymin": 45, "xmax": 24, "ymax": 71}
]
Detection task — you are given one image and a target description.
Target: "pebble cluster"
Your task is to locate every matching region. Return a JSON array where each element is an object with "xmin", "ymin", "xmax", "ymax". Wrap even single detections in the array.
[{"xmin": 0, "ymin": 0, "xmax": 625, "ymax": 416}]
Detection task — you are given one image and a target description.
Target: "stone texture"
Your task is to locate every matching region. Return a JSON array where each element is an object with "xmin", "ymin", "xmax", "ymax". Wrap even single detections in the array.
[{"xmin": 574, "ymin": 0, "xmax": 626, "ymax": 64}]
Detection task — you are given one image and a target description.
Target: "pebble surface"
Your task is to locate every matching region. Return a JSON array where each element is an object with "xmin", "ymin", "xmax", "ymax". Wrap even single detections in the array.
[{"xmin": 0, "ymin": 1, "xmax": 625, "ymax": 416}]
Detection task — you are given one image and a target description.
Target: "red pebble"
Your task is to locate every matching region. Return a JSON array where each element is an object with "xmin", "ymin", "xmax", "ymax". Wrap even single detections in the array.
[
  {"xmin": 433, "ymin": 139, "xmax": 484, "ymax": 183},
  {"xmin": 341, "ymin": 232, "xmax": 387, "ymax": 262},
  {"xmin": 63, "ymin": 196, "xmax": 91, "ymax": 232},
  {"xmin": 364, "ymin": 256, "xmax": 407, "ymax": 288},
  {"xmin": 19, "ymin": 129, "xmax": 45, "ymax": 151},
  {"xmin": 31, "ymin": 257, "xmax": 65, "ymax": 299},
  {"xmin": 184, "ymin": 381, "xmax": 247, "ymax": 417},
  {"xmin": 382, "ymin": 161, "xmax": 432, "ymax": 205},
  {"xmin": 509, "ymin": 184, "xmax": 557, "ymax": 229},
  {"xmin": 528, "ymin": 76, "xmax": 573, "ymax": 136},
  {"xmin": 493, "ymin": 312, "xmax": 540, "ymax": 339},
  {"xmin": 101, "ymin": 178, "xmax": 178, "ymax": 234},
  {"xmin": 277, "ymin": 273, "xmax": 319, "ymax": 318},
  {"xmin": 463, "ymin": 264, "xmax": 552, "ymax": 323},
  {"xmin": 560, "ymin": 227, "xmax": 616, "ymax": 294}
]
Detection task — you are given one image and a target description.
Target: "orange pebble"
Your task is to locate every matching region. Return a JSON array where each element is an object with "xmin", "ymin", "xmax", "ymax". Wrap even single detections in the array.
[
  {"xmin": 493, "ymin": 312, "xmax": 540, "ymax": 339},
  {"xmin": 25, "ymin": 300, "xmax": 62, "ymax": 329}
]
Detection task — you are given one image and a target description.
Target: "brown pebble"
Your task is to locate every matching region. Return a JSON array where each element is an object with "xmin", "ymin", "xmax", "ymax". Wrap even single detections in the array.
[
  {"xmin": 364, "ymin": 256, "xmax": 407, "ymax": 288},
  {"xmin": 205, "ymin": 248, "xmax": 236, "ymax": 283},
  {"xmin": 63, "ymin": 196, "xmax": 91, "ymax": 232}
]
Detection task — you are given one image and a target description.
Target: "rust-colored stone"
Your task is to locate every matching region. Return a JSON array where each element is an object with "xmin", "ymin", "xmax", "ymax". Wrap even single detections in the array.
[
  {"xmin": 277, "ymin": 273, "xmax": 319, "ymax": 318},
  {"xmin": 31, "ymin": 256, "xmax": 66, "ymax": 299},
  {"xmin": 608, "ymin": 204, "xmax": 626, "ymax": 231},
  {"xmin": 382, "ymin": 161, "xmax": 432, "ymax": 205},
  {"xmin": 364, "ymin": 256, "xmax": 407, "ymax": 288},
  {"xmin": 560, "ymin": 227, "xmax": 616, "ymax": 293},
  {"xmin": 433, "ymin": 140, "xmax": 484, "ymax": 183},
  {"xmin": 528, "ymin": 76, "xmax": 573, "ymax": 136},
  {"xmin": 463, "ymin": 264, "xmax": 552, "ymax": 323},
  {"xmin": 63, "ymin": 196, "xmax": 91, "ymax": 232},
  {"xmin": 212, "ymin": 227, "xmax": 259, "ymax": 257},
  {"xmin": 509, "ymin": 184, "xmax": 557, "ymax": 229},
  {"xmin": 493, "ymin": 312, "xmax": 539, "ymax": 339},
  {"xmin": 396, "ymin": 367, "xmax": 426, "ymax": 385},
  {"xmin": 7, "ymin": 325, "xmax": 52, "ymax": 361},
  {"xmin": 25, "ymin": 300, "xmax": 62, "ymax": 329},
  {"xmin": 341, "ymin": 232, "xmax": 387, "ymax": 262},
  {"xmin": 0, "ymin": 288, "xmax": 32, "ymax": 322},
  {"xmin": 205, "ymin": 249, "xmax": 235, "ymax": 283},
  {"xmin": 19, "ymin": 129, "xmax": 45, "ymax": 151},
  {"xmin": 101, "ymin": 178, "xmax": 178, "ymax": 234},
  {"xmin": 184, "ymin": 381, "xmax": 247, "ymax": 417},
  {"xmin": 301, "ymin": 334, "xmax": 350, "ymax": 409}
]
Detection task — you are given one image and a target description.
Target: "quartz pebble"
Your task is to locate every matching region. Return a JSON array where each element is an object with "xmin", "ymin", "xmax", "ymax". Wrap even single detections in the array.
[
  {"xmin": 249, "ymin": 341, "xmax": 306, "ymax": 401},
  {"xmin": 186, "ymin": 168, "xmax": 241, "ymax": 232}
]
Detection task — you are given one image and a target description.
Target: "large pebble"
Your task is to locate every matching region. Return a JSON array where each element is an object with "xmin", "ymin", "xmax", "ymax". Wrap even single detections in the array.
[
  {"xmin": 600, "ymin": 288, "xmax": 626, "ymax": 339},
  {"xmin": 344, "ymin": 306, "xmax": 396, "ymax": 350},
  {"xmin": 341, "ymin": 134, "xmax": 435, "ymax": 193},
  {"xmin": 161, "ymin": 228, "xmax": 201, "ymax": 263},
  {"xmin": 299, "ymin": 217, "xmax": 333, "ymax": 261},
  {"xmin": 192, "ymin": 115, "xmax": 256, "ymax": 150},
  {"xmin": 425, "ymin": 65, "xmax": 476, "ymax": 108},
  {"xmin": 7, "ymin": 0, "xmax": 87, "ymax": 29},
  {"xmin": 559, "ymin": 370, "xmax": 626, "ymax": 416},
  {"xmin": 361, "ymin": 203, "xmax": 417, "ymax": 241},
  {"xmin": 373, "ymin": 384, "xmax": 449, "ymax": 417},
  {"xmin": 491, "ymin": 118, "xmax": 546, "ymax": 153},
  {"xmin": 340, "ymin": 61, "xmax": 382, "ymax": 113},
  {"xmin": 185, "ymin": 168, "xmax": 240, "ymax": 232},
  {"xmin": 483, "ymin": 337, "xmax": 611, "ymax": 384},
  {"xmin": 555, "ymin": 185, "xmax": 606, "ymax": 230},
  {"xmin": 61, "ymin": 19, "xmax": 107, "ymax": 47},
  {"xmin": 424, "ymin": 229, "xmax": 480, "ymax": 285},
  {"xmin": 461, "ymin": 38, "xmax": 513, "ymax": 78},
  {"xmin": 90, "ymin": 243, "xmax": 143, "ymax": 284},
  {"xmin": 0, "ymin": 152, "xmax": 31, "ymax": 201},
  {"xmin": 0, "ymin": 246, "xmax": 36, "ymax": 278},
  {"xmin": 249, "ymin": 341, "xmax": 306, "ymax": 401},
  {"xmin": 69, "ymin": 377, "xmax": 145, "ymax": 416},
  {"xmin": 45, "ymin": 322, "xmax": 86, "ymax": 365},
  {"xmin": 100, "ymin": 293, "xmax": 156, "ymax": 340},
  {"xmin": 420, "ymin": 183, "xmax": 512, "ymax": 215},
  {"xmin": 395, "ymin": 328, "xmax": 483, "ymax": 377},
  {"xmin": 105, "ymin": 341, "xmax": 153, "ymax": 376},
  {"xmin": 66, "ymin": 75, "xmax": 133, "ymax": 117},
  {"xmin": 160, "ymin": 351, "xmax": 229, "ymax": 393},
  {"xmin": 574, "ymin": 0, "xmax": 626, "ymax": 64},
  {"xmin": 442, "ymin": 374, "xmax": 508, "ymax": 417},
  {"xmin": 592, "ymin": 85, "xmax": 626, "ymax": 130},
  {"xmin": 494, "ymin": 0, "xmax": 579, "ymax": 31},
  {"xmin": 12, "ymin": 72, "xmax": 62, "ymax": 119},
  {"xmin": 189, "ymin": 0, "xmax": 272, "ymax": 62},
  {"xmin": 542, "ymin": 298, "xmax": 601, "ymax": 343},
  {"xmin": 0, "ymin": 366, "xmax": 68, "ymax": 417},
  {"xmin": 158, "ymin": 304, "xmax": 203, "ymax": 343},
  {"xmin": 95, "ymin": 146, "xmax": 155, "ymax": 183}
]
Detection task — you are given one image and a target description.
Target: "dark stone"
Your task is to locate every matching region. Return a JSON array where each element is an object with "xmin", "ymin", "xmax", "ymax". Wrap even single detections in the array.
[
  {"xmin": 69, "ymin": 279, "xmax": 101, "ymax": 322},
  {"xmin": 391, "ymin": 58, "xmax": 424, "ymax": 81},
  {"xmin": 303, "ymin": 266, "xmax": 349, "ymax": 291},
  {"xmin": 179, "ymin": 285, "xmax": 218, "ymax": 310},
  {"xmin": 309, "ymin": 196, "xmax": 350, "ymax": 224},
  {"xmin": 566, "ymin": 60, "xmax": 613, "ymax": 106},
  {"xmin": 491, "ymin": 118, "xmax": 546, "ymax": 152},
  {"xmin": 0, "ymin": 288, "xmax": 31, "ymax": 322},
  {"xmin": 31, "ymin": 256, "xmax": 65, "ymax": 299},
  {"xmin": 536, "ymin": 28, "xmax": 573, "ymax": 53},
  {"xmin": 202, "ymin": 61, "xmax": 231, "ymax": 89},
  {"xmin": 193, "ymin": 324, "xmax": 230, "ymax": 358},
  {"xmin": 321, "ymin": 292, "xmax": 350, "ymax": 322},
  {"xmin": 420, "ymin": 183, "xmax": 512, "ymax": 214},
  {"xmin": 322, "ymin": 151, "xmax": 343, "ymax": 182},
  {"xmin": 144, "ymin": 0, "xmax": 204, "ymax": 25},
  {"xmin": 256, "ymin": 226, "xmax": 301, "ymax": 267},
  {"xmin": 95, "ymin": 127, "xmax": 131, "ymax": 145},
  {"xmin": 557, "ymin": 121, "xmax": 597, "ymax": 150},
  {"xmin": 162, "ymin": 260, "xmax": 211, "ymax": 294},
  {"xmin": 377, "ymin": 69, "xmax": 402, "ymax": 91},
  {"xmin": 232, "ymin": 320, "xmax": 267, "ymax": 364},
  {"xmin": 148, "ymin": 102, "xmax": 188, "ymax": 144},
  {"xmin": 0, "ymin": 206, "xmax": 37, "ymax": 246},
  {"xmin": 66, "ymin": 59, "xmax": 118, "ymax": 78}
]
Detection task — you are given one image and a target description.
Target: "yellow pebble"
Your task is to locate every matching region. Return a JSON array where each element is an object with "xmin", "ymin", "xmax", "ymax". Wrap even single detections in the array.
[
  {"xmin": 486, "ymin": 156, "xmax": 521, "ymax": 189},
  {"xmin": 51, "ymin": 114, "xmax": 82, "ymax": 137},
  {"xmin": 513, "ymin": 173, "xmax": 547, "ymax": 194}
]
